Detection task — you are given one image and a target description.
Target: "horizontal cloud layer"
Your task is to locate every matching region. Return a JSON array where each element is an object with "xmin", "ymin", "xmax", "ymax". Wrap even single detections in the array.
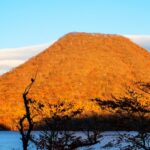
[
  {"xmin": 0, "ymin": 36, "xmax": 150, "ymax": 75},
  {"xmin": 0, "ymin": 43, "xmax": 51, "ymax": 75},
  {"xmin": 125, "ymin": 35, "xmax": 150, "ymax": 50}
]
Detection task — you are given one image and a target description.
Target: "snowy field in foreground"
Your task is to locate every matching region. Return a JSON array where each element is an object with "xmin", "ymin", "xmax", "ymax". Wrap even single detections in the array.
[{"xmin": 0, "ymin": 131, "xmax": 133, "ymax": 150}]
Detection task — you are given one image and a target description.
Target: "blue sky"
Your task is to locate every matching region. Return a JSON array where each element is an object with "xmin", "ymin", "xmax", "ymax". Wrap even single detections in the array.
[{"xmin": 0, "ymin": 0, "xmax": 150, "ymax": 48}]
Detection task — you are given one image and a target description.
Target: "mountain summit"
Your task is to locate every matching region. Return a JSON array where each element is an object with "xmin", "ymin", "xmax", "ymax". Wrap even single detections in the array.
[{"xmin": 0, "ymin": 32, "xmax": 150, "ymax": 129}]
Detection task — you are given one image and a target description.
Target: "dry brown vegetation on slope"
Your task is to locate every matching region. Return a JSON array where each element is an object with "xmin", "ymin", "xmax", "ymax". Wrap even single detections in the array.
[{"xmin": 0, "ymin": 32, "xmax": 150, "ymax": 129}]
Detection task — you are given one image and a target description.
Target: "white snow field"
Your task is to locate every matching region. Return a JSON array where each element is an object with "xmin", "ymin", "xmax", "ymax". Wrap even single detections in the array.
[{"xmin": 0, "ymin": 131, "xmax": 136, "ymax": 150}]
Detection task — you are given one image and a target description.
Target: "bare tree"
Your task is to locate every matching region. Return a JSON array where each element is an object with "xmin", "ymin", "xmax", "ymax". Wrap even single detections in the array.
[
  {"xmin": 93, "ymin": 85, "xmax": 150, "ymax": 150},
  {"xmin": 36, "ymin": 101, "xmax": 82, "ymax": 150},
  {"xmin": 36, "ymin": 101, "xmax": 100, "ymax": 150},
  {"xmin": 18, "ymin": 78, "xmax": 44, "ymax": 150},
  {"xmin": 84, "ymin": 113, "xmax": 102, "ymax": 145},
  {"xmin": 18, "ymin": 79, "xmax": 35, "ymax": 150}
]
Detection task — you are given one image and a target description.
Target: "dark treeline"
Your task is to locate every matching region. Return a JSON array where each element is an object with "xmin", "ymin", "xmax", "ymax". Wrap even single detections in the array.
[
  {"xmin": 0, "ymin": 124, "xmax": 10, "ymax": 131},
  {"xmin": 35, "ymin": 115, "xmax": 150, "ymax": 131}
]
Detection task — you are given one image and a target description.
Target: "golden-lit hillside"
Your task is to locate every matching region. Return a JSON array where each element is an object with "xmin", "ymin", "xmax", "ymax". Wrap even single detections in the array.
[{"xmin": 0, "ymin": 32, "xmax": 150, "ymax": 129}]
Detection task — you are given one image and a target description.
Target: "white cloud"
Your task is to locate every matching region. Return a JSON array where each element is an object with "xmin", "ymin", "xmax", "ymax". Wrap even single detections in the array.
[
  {"xmin": 0, "ymin": 43, "xmax": 51, "ymax": 75},
  {"xmin": 125, "ymin": 35, "xmax": 150, "ymax": 51}
]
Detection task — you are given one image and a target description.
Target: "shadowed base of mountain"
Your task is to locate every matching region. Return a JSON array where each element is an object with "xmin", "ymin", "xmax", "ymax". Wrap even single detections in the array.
[
  {"xmin": 2, "ymin": 114, "xmax": 150, "ymax": 131},
  {"xmin": 34, "ymin": 115, "xmax": 150, "ymax": 131},
  {"xmin": 0, "ymin": 124, "xmax": 11, "ymax": 131}
]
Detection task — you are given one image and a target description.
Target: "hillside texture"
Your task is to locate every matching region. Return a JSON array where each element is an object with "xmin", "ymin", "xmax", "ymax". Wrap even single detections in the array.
[{"xmin": 0, "ymin": 32, "xmax": 150, "ymax": 129}]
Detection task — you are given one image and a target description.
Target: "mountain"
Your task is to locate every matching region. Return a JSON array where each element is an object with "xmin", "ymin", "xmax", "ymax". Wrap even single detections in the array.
[{"xmin": 0, "ymin": 32, "xmax": 150, "ymax": 130}]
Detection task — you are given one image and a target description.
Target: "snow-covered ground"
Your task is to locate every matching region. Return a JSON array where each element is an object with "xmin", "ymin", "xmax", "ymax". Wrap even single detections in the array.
[{"xmin": 0, "ymin": 131, "xmax": 134, "ymax": 150}]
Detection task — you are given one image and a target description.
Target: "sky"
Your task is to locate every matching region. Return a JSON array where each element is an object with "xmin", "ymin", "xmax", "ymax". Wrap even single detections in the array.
[
  {"xmin": 0, "ymin": 0, "xmax": 150, "ymax": 75},
  {"xmin": 0, "ymin": 0, "xmax": 150, "ymax": 48}
]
